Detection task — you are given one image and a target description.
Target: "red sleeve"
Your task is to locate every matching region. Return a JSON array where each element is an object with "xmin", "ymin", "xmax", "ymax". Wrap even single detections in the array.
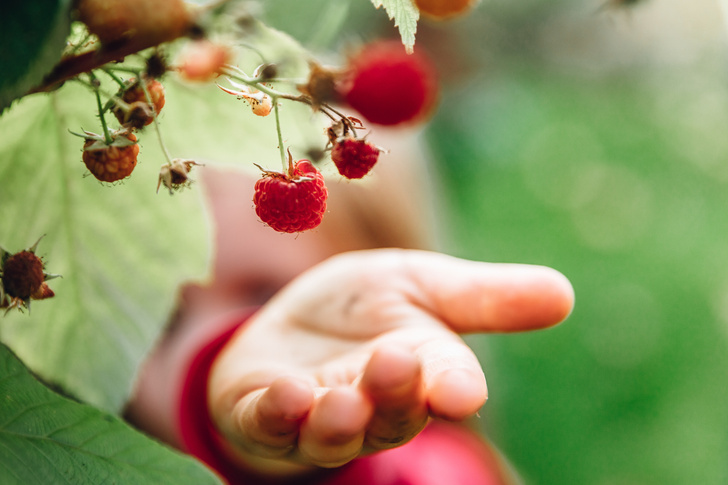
[{"xmin": 177, "ymin": 313, "xmax": 515, "ymax": 485}]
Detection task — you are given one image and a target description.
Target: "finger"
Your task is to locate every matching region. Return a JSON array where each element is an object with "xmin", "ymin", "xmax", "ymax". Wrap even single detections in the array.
[
  {"xmin": 359, "ymin": 346, "xmax": 428, "ymax": 450},
  {"xmin": 230, "ymin": 376, "xmax": 314, "ymax": 458},
  {"xmin": 416, "ymin": 339, "xmax": 487, "ymax": 421},
  {"xmin": 399, "ymin": 251, "xmax": 575, "ymax": 333},
  {"xmin": 298, "ymin": 387, "xmax": 373, "ymax": 467}
]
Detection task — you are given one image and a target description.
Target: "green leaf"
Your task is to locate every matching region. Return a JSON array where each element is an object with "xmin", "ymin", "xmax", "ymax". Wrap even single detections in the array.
[
  {"xmin": 0, "ymin": 83, "xmax": 211, "ymax": 413},
  {"xmin": 0, "ymin": 21, "xmax": 327, "ymax": 414},
  {"xmin": 0, "ymin": 343, "xmax": 222, "ymax": 485},
  {"xmin": 0, "ymin": 0, "xmax": 74, "ymax": 113},
  {"xmin": 369, "ymin": 0, "xmax": 420, "ymax": 53}
]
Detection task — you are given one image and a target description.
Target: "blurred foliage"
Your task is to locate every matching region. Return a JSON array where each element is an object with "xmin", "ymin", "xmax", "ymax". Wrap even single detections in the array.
[
  {"xmin": 0, "ymin": 0, "xmax": 73, "ymax": 112},
  {"xmin": 423, "ymin": 1, "xmax": 728, "ymax": 484}
]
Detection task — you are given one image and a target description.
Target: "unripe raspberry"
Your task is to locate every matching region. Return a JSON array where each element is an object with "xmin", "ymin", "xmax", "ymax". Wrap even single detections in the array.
[
  {"xmin": 113, "ymin": 77, "xmax": 166, "ymax": 128},
  {"xmin": 253, "ymin": 159, "xmax": 328, "ymax": 233},
  {"xmin": 414, "ymin": 0, "xmax": 477, "ymax": 19},
  {"xmin": 331, "ymin": 138, "xmax": 381, "ymax": 179},
  {"xmin": 217, "ymin": 79, "xmax": 273, "ymax": 117},
  {"xmin": 177, "ymin": 40, "xmax": 232, "ymax": 82},
  {"xmin": 338, "ymin": 41, "xmax": 439, "ymax": 126},
  {"xmin": 82, "ymin": 132, "xmax": 140, "ymax": 183}
]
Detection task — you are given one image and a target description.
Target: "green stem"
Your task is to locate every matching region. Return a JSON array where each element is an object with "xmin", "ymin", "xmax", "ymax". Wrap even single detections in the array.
[
  {"xmin": 73, "ymin": 78, "xmax": 118, "ymax": 108},
  {"xmin": 220, "ymin": 66, "xmax": 306, "ymax": 99},
  {"xmin": 102, "ymin": 68, "xmax": 127, "ymax": 88},
  {"xmin": 274, "ymin": 101, "xmax": 287, "ymax": 172},
  {"xmin": 140, "ymin": 78, "xmax": 173, "ymax": 164},
  {"xmin": 89, "ymin": 74, "xmax": 113, "ymax": 144},
  {"xmin": 105, "ymin": 66, "xmax": 144, "ymax": 76}
]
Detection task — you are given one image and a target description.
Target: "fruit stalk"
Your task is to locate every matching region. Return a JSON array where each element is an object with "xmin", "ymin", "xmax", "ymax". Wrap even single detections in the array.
[{"xmin": 90, "ymin": 74, "xmax": 113, "ymax": 145}]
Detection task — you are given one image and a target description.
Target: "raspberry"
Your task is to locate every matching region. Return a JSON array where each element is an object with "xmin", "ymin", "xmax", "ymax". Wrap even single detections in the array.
[
  {"xmin": 157, "ymin": 158, "xmax": 203, "ymax": 194},
  {"xmin": 338, "ymin": 41, "xmax": 439, "ymax": 126},
  {"xmin": 253, "ymin": 157, "xmax": 328, "ymax": 233},
  {"xmin": 113, "ymin": 77, "xmax": 166, "ymax": 128},
  {"xmin": 177, "ymin": 40, "xmax": 232, "ymax": 82},
  {"xmin": 1, "ymin": 237, "xmax": 58, "ymax": 313},
  {"xmin": 297, "ymin": 62, "xmax": 343, "ymax": 107},
  {"xmin": 331, "ymin": 137, "xmax": 381, "ymax": 179},
  {"xmin": 1, "ymin": 251, "xmax": 45, "ymax": 301},
  {"xmin": 82, "ymin": 132, "xmax": 140, "ymax": 183},
  {"xmin": 414, "ymin": 0, "xmax": 477, "ymax": 19}
]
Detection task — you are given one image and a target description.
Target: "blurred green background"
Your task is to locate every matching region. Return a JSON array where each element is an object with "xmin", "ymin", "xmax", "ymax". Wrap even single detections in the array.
[{"xmin": 265, "ymin": 0, "xmax": 728, "ymax": 484}]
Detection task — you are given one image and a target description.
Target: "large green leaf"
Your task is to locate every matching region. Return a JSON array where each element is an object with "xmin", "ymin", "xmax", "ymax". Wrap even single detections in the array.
[
  {"xmin": 0, "ymin": 83, "xmax": 211, "ymax": 413},
  {"xmin": 0, "ymin": 342, "xmax": 221, "ymax": 485},
  {"xmin": 0, "ymin": 0, "xmax": 73, "ymax": 113},
  {"xmin": 0, "ymin": 22, "xmax": 327, "ymax": 413}
]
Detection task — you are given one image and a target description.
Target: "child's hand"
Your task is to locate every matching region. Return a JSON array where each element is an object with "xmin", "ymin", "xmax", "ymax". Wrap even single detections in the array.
[{"xmin": 207, "ymin": 249, "xmax": 574, "ymax": 474}]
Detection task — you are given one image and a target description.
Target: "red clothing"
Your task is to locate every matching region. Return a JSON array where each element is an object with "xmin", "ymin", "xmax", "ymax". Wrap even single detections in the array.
[{"xmin": 177, "ymin": 313, "xmax": 513, "ymax": 485}]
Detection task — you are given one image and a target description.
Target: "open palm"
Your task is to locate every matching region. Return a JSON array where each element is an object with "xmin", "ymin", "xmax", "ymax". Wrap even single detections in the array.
[{"xmin": 208, "ymin": 249, "xmax": 574, "ymax": 473}]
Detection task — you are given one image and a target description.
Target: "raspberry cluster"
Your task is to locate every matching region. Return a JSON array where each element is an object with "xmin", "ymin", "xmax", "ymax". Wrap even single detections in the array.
[{"xmin": 64, "ymin": 5, "xmax": 444, "ymax": 233}]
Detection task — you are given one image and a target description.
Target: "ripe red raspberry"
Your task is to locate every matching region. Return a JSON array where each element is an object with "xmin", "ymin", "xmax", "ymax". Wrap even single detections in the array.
[
  {"xmin": 82, "ymin": 132, "xmax": 140, "ymax": 183},
  {"xmin": 414, "ymin": 0, "xmax": 477, "ymax": 19},
  {"xmin": 337, "ymin": 41, "xmax": 438, "ymax": 126},
  {"xmin": 331, "ymin": 137, "xmax": 381, "ymax": 179},
  {"xmin": 253, "ymin": 158, "xmax": 328, "ymax": 233},
  {"xmin": 113, "ymin": 77, "xmax": 166, "ymax": 128}
]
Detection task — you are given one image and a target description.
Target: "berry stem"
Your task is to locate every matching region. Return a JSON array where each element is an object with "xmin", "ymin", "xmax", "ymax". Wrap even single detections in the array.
[
  {"xmin": 140, "ymin": 78, "xmax": 174, "ymax": 165},
  {"xmin": 221, "ymin": 65, "xmax": 300, "ymax": 100},
  {"xmin": 89, "ymin": 73, "xmax": 113, "ymax": 145},
  {"xmin": 322, "ymin": 104, "xmax": 358, "ymax": 138},
  {"xmin": 102, "ymin": 68, "xmax": 128, "ymax": 88},
  {"xmin": 274, "ymin": 101, "xmax": 287, "ymax": 172}
]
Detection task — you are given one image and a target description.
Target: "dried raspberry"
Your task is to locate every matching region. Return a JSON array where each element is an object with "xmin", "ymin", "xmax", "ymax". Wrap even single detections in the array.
[
  {"xmin": 146, "ymin": 51, "xmax": 168, "ymax": 78},
  {"xmin": 297, "ymin": 62, "xmax": 343, "ymax": 107},
  {"xmin": 331, "ymin": 138, "xmax": 381, "ymax": 179},
  {"xmin": 253, "ymin": 158, "xmax": 328, "ymax": 233},
  {"xmin": 1, "ymin": 251, "xmax": 44, "ymax": 301},
  {"xmin": 414, "ymin": 0, "xmax": 477, "ymax": 19},
  {"xmin": 157, "ymin": 159, "xmax": 203, "ymax": 194},
  {"xmin": 338, "ymin": 41, "xmax": 439, "ymax": 126},
  {"xmin": 82, "ymin": 132, "xmax": 140, "ymax": 183},
  {"xmin": 113, "ymin": 77, "xmax": 166, "ymax": 128},
  {"xmin": 1, "ymin": 237, "xmax": 58, "ymax": 313}
]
